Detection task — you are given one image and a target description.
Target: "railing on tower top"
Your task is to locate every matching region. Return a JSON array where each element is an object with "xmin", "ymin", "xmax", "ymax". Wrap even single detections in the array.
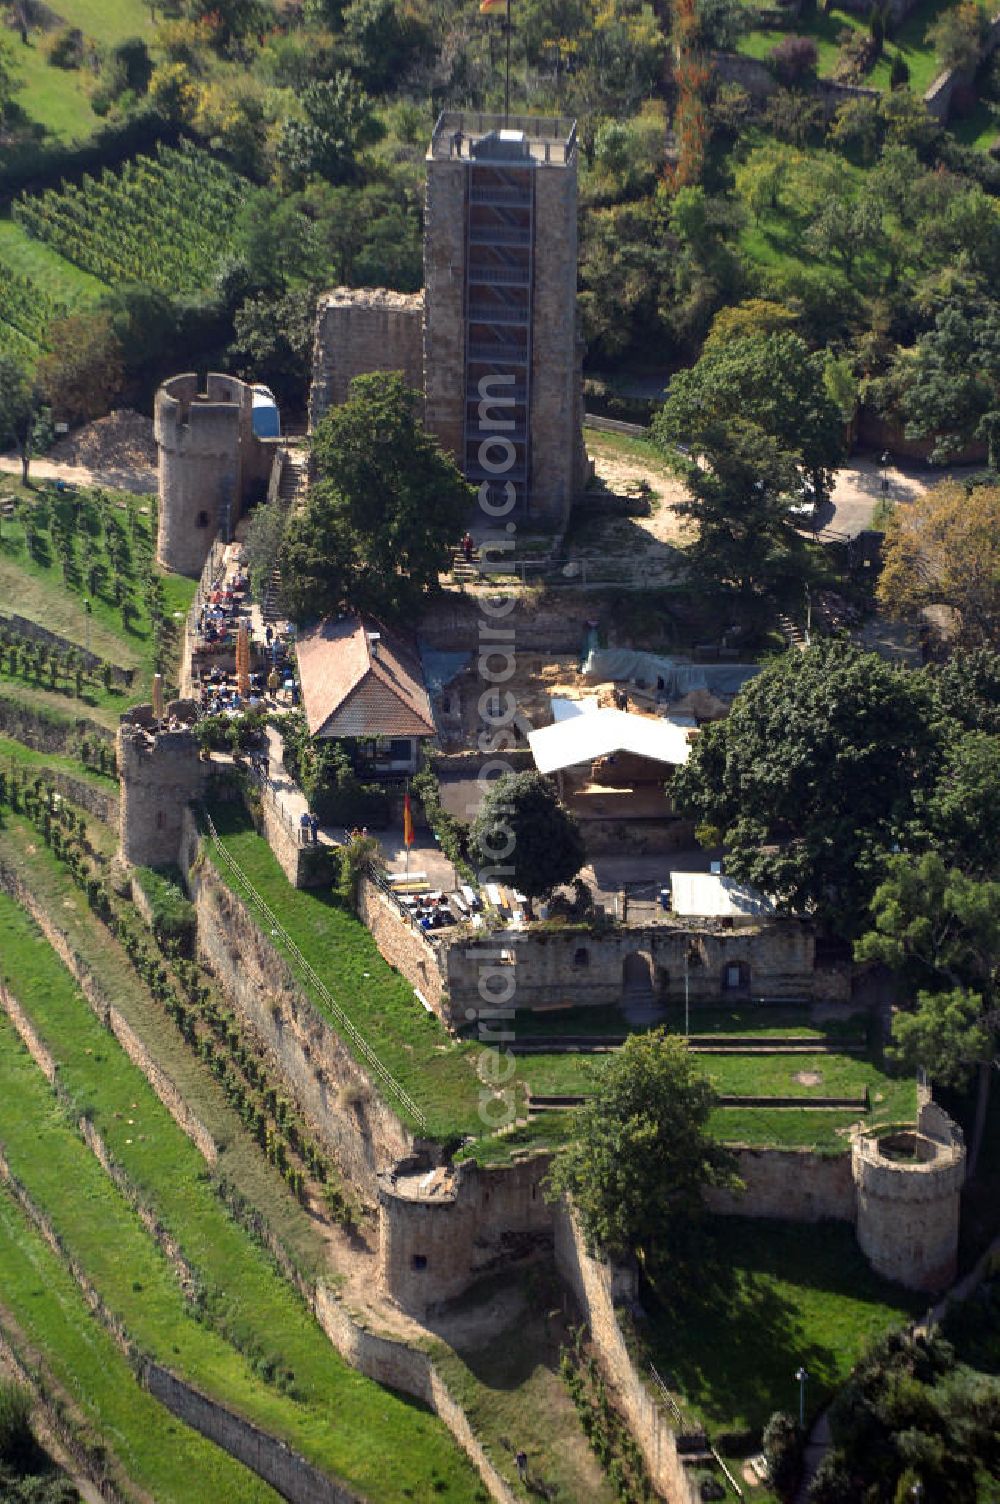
[{"xmin": 202, "ymin": 810, "xmax": 427, "ymax": 1129}]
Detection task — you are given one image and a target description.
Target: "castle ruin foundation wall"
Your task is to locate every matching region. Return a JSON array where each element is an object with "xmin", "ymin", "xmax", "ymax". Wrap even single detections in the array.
[{"xmin": 309, "ymin": 289, "xmax": 425, "ymax": 429}]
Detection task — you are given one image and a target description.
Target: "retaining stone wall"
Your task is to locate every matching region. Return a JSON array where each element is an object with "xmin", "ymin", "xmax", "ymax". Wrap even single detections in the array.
[
  {"xmin": 356, "ymin": 876, "xmax": 446, "ymax": 1018},
  {"xmin": 184, "ymin": 826, "xmax": 418, "ymax": 1195},
  {"xmin": 705, "ymin": 1146, "xmax": 856, "ymax": 1222},
  {"xmin": 143, "ymin": 1365, "xmax": 364, "ymax": 1504},
  {"xmin": 0, "ymin": 693, "xmax": 111, "ymax": 757},
  {"xmin": 552, "ymin": 1202, "xmax": 700, "ymax": 1504}
]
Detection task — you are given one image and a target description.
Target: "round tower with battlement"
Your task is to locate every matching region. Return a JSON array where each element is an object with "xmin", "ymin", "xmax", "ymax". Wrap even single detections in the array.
[
  {"xmin": 117, "ymin": 703, "xmax": 207, "ymax": 870},
  {"xmin": 154, "ymin": 372, "xmax": 259, "ymax": 578},
  {"xmin": 852, "ymin": 1099, "xmax": 965, "ymax": 1293}
]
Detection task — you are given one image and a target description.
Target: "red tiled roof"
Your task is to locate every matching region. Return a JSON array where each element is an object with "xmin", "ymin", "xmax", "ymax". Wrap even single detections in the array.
[{"xmin": 296, "ymin": 615, "xmax": 435, "ymax": 740}]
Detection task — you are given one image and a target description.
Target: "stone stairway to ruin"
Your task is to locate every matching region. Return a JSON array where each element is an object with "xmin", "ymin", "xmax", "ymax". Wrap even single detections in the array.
[{"xmin": 262, "ymin": 449, "xmax": 310, "ymax": 622}]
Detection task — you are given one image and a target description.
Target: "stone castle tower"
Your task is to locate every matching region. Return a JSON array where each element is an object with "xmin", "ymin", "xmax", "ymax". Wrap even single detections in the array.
[
  {"xmin": 117, "ymin": 704, "xmax": 207, "ymax": 870},
  {"xmin": 154, "ymin": 373, "xmax": 277, "ymax": 578},
  {"xmin": 309, "ymin": 112, "xmax": 587, "ymax": 529}
]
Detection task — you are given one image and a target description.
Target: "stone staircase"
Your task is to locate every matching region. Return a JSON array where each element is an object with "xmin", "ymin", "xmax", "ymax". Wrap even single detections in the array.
[
  {"xmin": 262, "ymin": 449, "xmax": 309, "ymax": 622},
  {"xmin": 450, "ymin": 544, "xmax": 481, "ymax": 583}
]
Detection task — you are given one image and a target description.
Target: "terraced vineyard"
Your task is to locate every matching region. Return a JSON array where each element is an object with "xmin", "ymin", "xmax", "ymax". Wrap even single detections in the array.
[
  {"xmin": 0, "ymin": 869, "xmax": 484, "ymax": 1503},
  {"xmin": 12, "ymin": 142, "xmax": 254, "ymax": 294}
]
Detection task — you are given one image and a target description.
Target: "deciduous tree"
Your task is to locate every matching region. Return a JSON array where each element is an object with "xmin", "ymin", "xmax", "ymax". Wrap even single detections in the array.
[
  {"xmin": 670, "ymin": 641, "xmax": 943, "ymax": 934},
  {"xmin": 547, "ymin": 1030, "xmax": 740, "ymax": 1272},
  {"xmin": 652, "ymin": 331, "xmax": 846, "ymax": 500},
  {"xmin": 469, "ymin": 770, "xmax": 585, "ymax": 899},
  {"xmin": 857, "ymin": 851, "xmax": 1000, "ymax": 1174},
  {"xmin": 278, "ymin": 372, "xmax": 473, "ymax": 621},
  {"xmin": 877, "ymin": 479, "xmax": 1000, "ymax": 648},
  {"xmin": 36, "ymin": 313, "xmax": 124, "ymax": 426}
]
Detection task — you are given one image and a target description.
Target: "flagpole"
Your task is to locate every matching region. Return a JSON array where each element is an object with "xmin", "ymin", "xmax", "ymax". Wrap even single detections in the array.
[{"xmin": 505, "ymin": 0, "xmax": 511, "ymax": 123}]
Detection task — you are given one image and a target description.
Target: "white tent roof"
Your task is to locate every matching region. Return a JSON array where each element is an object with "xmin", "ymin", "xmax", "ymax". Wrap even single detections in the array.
[
  {"xmin": 669, "ymin": 871, "xmax": 775, "ymax": 919},
  {"xmin": 528, "ymin": 707, "xmax": 694, "ymax": 775}
]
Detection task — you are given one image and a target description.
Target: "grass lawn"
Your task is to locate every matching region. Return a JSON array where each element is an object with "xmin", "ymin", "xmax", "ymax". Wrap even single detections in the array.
[
  {"xmin": 0, "ymin": 886, "xmax": 483, "ymax": 1503},
  {"xmin": 7, "ymin": 40, "xmax": 102, "ymax": 142},
  {"xmin": 0, "ymin": 1192, "xmax": 283, "ymax": 1504},
  {"xmin": 0, "ymin": 217, "xmax": 107, "ymax": 304},
  {"xmin": 738, "ymin": 0, "xmax": 953, "ymax": 93},
  {"xmin": 638, "ymin": 1218, "xmax": 923, "ymax": 1441},
  {"xmin": 950, "ymin": 97, "xmax": 1000, "ymax": 149},
  {"xmin": 508, "ymin": 1003, "xmax": 867, "ymax": 1040},
  {"xmin": 56, "ymin": 0, "xmax": 156, "ymax": 45}
]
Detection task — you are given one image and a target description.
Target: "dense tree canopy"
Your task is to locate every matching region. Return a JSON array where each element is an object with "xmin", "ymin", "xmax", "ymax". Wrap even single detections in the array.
[
  {"xmin": 278, "ymin": 373, "xmax": 473, "ymax": 622},
  {"xmin": 0, "ymin": 354, "xmax": 37, "ymax": 486},
  {"xmin": 469, "ymin": 771, "xmax": 585, "ymax": 899},
  {"xmin": 547, "ymin": 1030, "xmax": 739, "ymax": 1272},
  {"xmin": 651, "ymin": 331, "xmax": 846, "ymax": 500},
  {"xmin": 857, "ymin": 852, "xmax": 1000, "ymax": 1176},
  {"xmin": 670, "ymin": 642, "xmax": 943, "ymax": 935},
  {"xmin": 877, "ymin": 480, "xmax": 1000, "ymax": 649}
]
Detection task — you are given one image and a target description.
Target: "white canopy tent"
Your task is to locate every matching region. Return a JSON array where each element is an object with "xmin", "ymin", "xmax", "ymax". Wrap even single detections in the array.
[
  {"xmin": 527, "ymin": 706, "xmax": 695, "ymax": 775},
  {"xmin": 669, "ymin": 871, "xmax": 775, "ymax": 919}
]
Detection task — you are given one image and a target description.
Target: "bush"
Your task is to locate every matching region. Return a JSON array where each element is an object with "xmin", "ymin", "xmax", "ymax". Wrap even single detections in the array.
[
  {"xmin": 806, "ymin": 1450, "xmax": 855, "ymax": 1504},
  {"xmin": 133, "ymin": 865, "xmax": 196, "ymax": 952},
  {"xmin": 0, "ymin": 1380, "xmax": 34, "ymax": 1469},
  {"xmin": 890, "ymin": 51, "xmax": 910, "ymax": 88},
  {"xmin": 45, "ymin": 26, "xmax": 85, "ymax": 69},
  {"xmin": 769, "ymin": 34, "xmax": 819, "ymax": 83},
  {"xmin": 763, "ymin": 1410, "xmax": 803, "ymax": 1499}
]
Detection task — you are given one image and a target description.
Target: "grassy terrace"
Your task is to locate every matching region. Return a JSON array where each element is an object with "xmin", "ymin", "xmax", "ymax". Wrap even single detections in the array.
[
  {"xmin": 0, "ymin": 816, "xmax": 330, "ymax": 1276},
  {"xmin": 0, "ymin": 1194, "xmax": 282, "ymax": 1504},
  {"xmin": 205, "ymin": 804, "xmax": 916, "ymax": 1155},
  {"xmin": 0, "ymin": 883, "xmax": 483, "ymax": 1502},
  {"xmin": 636, "ymin": 1219, "xmax": 922, "ymax": 1476},
  {"xmin": 206, "ymin": 800, "xmax": 487, "ymax": 1140}
]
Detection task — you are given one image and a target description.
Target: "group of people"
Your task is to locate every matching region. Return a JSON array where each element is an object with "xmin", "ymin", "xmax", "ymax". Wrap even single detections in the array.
[{"xmin": 299, "ymin": 810, "xmax": 321, "ymax": 845}]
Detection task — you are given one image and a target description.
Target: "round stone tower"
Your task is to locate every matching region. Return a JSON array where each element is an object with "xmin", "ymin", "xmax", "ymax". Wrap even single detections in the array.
[
  {"xmin": 852, "ymin": 1099, "xmax": 965, "ymax": 1293},
  {"xmin": 117, "ymin": 703, "xmax": 207, "ymax": 870},
  {"xmin": 154, "ymin": 372, "xmax": 256, "ymax": 578}
]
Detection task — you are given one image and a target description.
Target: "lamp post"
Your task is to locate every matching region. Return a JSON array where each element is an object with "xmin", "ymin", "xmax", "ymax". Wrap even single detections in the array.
[
  {"xmin": 880, "ymin": 450, "xmax": 890, "ymax": 498},
  {"xmin": 795, "ymin": 1366, "xmax": 808, "ymax": 1429}
]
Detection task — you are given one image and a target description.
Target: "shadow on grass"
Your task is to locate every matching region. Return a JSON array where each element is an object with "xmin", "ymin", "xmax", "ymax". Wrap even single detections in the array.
[{"xmin": 639, "ymin": 1218, "xmax": 922, "ymax": 1436}]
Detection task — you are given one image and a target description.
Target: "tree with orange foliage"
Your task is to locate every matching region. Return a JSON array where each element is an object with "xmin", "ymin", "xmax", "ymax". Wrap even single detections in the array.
[{"xmin": 877, "ymin": 479, "xmax": 1000, "ymax": 649}]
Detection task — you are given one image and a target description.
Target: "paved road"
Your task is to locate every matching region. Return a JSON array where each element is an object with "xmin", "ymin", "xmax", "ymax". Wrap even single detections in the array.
[{"xmin": 818, "ymin": 456, "xmax": 980, "ymax": 539}]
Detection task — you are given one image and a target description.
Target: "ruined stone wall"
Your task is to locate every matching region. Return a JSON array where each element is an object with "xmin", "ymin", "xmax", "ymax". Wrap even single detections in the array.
[
  {"xmin": 377, "ymin": 1155, "xmax": 554, "ymax": 1317},
  {"xmin": 184, "ymin": 827, "xmax": 417, "ymax": 1194},
  {"xmin": 443, "ymin": 920, "xmax": 816, "ymax": 1016},
  {"xmin": 553, "ymin": 1202, "xmax": 701, "ymax": 1504},
  {"xmin": 309, "ymin": 289, "xmax": 425, "ymax": 429},
  {"xmin": 117, "ymin": 710, "xmax": 207, "ymax": 872},
  {"xmin": 356, "ymin": 876, "xmax": 446, "ymax": 1017},
  {"xmin": 706, "ymin": 1147, "xmax": 856, "ymax": 1223},
  {"xmin": 418, "ymin": 592, "xmax": 599, "ymax": 653}
]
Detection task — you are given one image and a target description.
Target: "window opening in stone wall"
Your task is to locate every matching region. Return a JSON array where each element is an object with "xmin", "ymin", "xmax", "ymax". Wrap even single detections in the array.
[
  {"xmin": 724, "ymin": 961, "xmax": 749, "ymax": 991},
  {"xmin": 574, "ymin": 947, "xmax": 589, "ymax": 968},
  {"xmin": 196, "ymin": 510, "xmax": 210, "ymax": 528},
  {"xmin": 412, "ymin": 1254, "xmax": 427, "ymax": 1271},
  {"xmin": 156, "ymin": 811, "xmax": 166, "ymax": 829}
]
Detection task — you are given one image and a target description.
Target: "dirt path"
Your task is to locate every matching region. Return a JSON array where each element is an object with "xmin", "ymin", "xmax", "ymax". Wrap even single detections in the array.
[{"xmin": 0, "ymin": 455, "xmax": 157, "ymax": 495}]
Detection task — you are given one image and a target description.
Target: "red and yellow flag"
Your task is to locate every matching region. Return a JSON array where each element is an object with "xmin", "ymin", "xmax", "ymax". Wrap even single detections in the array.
[{"xmin": 403, "ymin": 790, "xmax": 415, "ymax": 848}]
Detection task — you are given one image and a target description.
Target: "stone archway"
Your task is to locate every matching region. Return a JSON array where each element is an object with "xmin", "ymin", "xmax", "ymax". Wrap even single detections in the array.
[{"xmin": 622, "ymin": 950, "xmax": 654, "ymax": 995}]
